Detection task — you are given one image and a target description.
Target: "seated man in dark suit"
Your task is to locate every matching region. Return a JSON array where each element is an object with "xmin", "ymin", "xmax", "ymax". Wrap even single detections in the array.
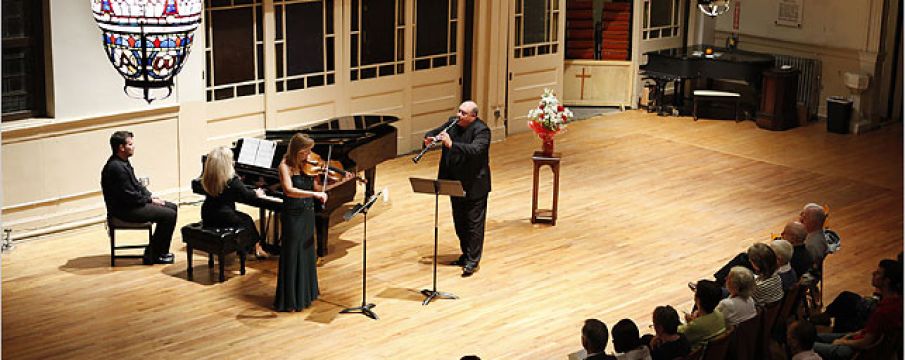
[{"xmin": 101, "ymin": 131, "xmax": 178, "ymax": 265}]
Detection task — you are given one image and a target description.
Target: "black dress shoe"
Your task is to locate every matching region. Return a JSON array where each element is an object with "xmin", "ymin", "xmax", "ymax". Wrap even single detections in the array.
[
  {"xmin": 462, "ymin": 264, "xmax": 478, "ymax": 277},
  {"xmin": 154, "ymin": 255, "xmax": 175, "ymax": 264},
  {"xmin": 144, "ymin": 254, "xmax": 174, "ymax": 265}
]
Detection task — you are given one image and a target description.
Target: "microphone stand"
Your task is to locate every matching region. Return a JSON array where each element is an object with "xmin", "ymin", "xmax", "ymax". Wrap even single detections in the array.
[{"xmin": 339, "ymin": 192, "xmax": 382, "ymax": 320}]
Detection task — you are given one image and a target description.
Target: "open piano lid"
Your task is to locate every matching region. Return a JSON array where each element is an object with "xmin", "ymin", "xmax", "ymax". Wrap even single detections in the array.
[{"xmin": 266, "ymin": 114, "xmax": 399, "ymax": 143}]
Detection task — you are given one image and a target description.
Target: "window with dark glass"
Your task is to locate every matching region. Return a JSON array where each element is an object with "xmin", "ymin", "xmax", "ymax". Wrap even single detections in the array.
[
  {"xmin": 643, "ymin": 0, "xmax": 681, "ymax": 40},
  {"xmin": 350, "ymin": 0, "xmax": 405, "ymax": 80},
  {"xmin": 413, "ymin": 0, "xmax": 457, "ymax": 71},
  {"xmin": 275, "ymin": 0, "xmax": 335, "ymax": 92},
  {"xmin": 514, "ymin": 0, "xmax": 559, "ymax": 58},
  {"xmin": 2, "ymin": 0, "xmax": 46, "ymax": 121},
  {"xmin": 205, "ymin": 0, "xmax": 264, "ymax": 102}
]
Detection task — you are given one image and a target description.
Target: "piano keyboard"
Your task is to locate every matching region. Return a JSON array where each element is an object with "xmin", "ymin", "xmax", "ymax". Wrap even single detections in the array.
[{"xmin": 259, "ymin": 194, "xmax": 284, "ymax": 204}]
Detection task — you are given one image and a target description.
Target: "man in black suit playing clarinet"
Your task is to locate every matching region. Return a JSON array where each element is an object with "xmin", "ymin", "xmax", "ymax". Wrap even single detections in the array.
[{"xmin": 424, "ymin": 101, "xmax": 491, "ymax": 277}]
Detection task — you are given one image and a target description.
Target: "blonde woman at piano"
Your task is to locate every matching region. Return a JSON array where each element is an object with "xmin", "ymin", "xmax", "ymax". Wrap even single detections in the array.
[
  {"xmin": 274, "ymin": 133, "xmax": 328, "ymax": 312},
  {"xmin": 201, "ymin": 146, "xmax": 269, "ymax": 258}
]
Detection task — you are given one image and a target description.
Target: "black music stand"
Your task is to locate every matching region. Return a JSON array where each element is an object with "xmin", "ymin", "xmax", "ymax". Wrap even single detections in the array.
[
  {"xmin": 339, "ymin": 192, "xmax": 382, "ymax": 320},
  {"xmin": 409, "ymin": 177, "xmax": 465, "ymax": 305}
]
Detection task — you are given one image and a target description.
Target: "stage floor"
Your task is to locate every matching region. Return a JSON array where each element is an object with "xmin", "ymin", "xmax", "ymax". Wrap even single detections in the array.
[{"xmin": 3, "ymin": 111, "xmax": 902, "ymax": 359}]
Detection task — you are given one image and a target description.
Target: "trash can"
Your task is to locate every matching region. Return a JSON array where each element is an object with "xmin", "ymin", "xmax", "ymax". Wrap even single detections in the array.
[{"xmin": 826, "ymin": 96, "xmax": 852, "ymax": 134}]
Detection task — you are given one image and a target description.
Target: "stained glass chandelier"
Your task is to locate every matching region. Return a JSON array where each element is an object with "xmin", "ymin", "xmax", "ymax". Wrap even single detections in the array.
[
  {"xmin": 91, "ymin": 0, "xmax": 202, "ymax": 103},
  {"xmin": 698, "ymin": 0, "xmax": 731, "ymax": 17}
]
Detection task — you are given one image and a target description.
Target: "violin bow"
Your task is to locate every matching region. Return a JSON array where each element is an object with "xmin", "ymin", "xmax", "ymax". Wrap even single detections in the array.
[{"xmin": 323, "ymin": 144, "xmax": 334, "ymax": 189}]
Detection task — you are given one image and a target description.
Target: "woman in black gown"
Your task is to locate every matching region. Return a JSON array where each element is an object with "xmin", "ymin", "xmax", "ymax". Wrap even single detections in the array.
[
  {"xmin": 200, "ymin": 146, "xmax": 267, "ymax": 257},
  {"xmin": 274, "ymin": 133, "xmax": 327, "ymax": 312}
]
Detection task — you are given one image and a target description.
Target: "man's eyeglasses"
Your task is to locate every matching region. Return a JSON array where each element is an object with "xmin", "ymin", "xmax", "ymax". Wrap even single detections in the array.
[{"xmin": 457, "ymin": 109, "xmax": 471, "ymax": 115}]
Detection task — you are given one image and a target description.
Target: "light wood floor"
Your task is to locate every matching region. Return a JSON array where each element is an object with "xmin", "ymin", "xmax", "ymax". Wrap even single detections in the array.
[{"xmin": 3, "ymin": 111, "xmax": 902, "ymax": 359}]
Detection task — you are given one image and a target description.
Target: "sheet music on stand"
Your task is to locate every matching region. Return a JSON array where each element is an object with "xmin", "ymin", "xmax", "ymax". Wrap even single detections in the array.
[{"xmin": 237, "ymin": 138, "xmax": 277, "ymax": 168}]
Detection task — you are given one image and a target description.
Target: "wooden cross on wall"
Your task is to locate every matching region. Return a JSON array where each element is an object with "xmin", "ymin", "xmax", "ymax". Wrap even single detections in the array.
[{"xmin": 575, "ymin": 68, "xmax": 591, "ymax": 100}]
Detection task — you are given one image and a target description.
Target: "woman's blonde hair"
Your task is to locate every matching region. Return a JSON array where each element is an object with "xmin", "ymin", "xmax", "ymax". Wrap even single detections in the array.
[
  {"xmin": 727, "ymin": 266, "xmax": 755, "ymax": 299},
  {"xmin": 284, "ymin": 133, "xmax": 314, "ymax": 169},
  {"xmin": 202, "ymin": 146, "xmax": 235, "ymax": 196}
]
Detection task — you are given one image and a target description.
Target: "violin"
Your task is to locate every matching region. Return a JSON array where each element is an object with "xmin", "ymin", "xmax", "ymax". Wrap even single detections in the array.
[{"xmin": 301, "ymin": 151, "xmax": 367, "ymax": 184}]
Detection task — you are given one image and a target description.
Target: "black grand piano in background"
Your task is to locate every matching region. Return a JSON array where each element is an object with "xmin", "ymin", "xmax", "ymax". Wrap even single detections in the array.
[
  {"xmin": 642, "ymin": 44, "xmax": 774, "ymax": 116},
  {"xmin": 195, "ymin": 114, "xmax": 398, "ymax": 257}
]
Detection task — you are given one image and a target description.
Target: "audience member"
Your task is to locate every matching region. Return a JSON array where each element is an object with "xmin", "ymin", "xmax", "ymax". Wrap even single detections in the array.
[
  {"xmin": 813, "ymin": 259, "xmax": 902, "ymax": 360},
  {"xmin": 800, "ymin": 203, "xmax": 828, "ymax": 264},
  {"xmin": 771, "ymin": 239, "xmax": 798, "ymax": 291},
  {"xmin": 612, "ymin": 319, "xmax": 652, "ymax": 360},
  {"xmin": 200, "ymin": 146, "xmax": 267, "ymax": 258},
  {"xmin": 713, "ymin": 220, "xmax": 809, "ymax": 287},
  {"xmin": 748, "ymin": 243, "xmax": 784, "ymax": 305},
  {"xmin": 101, "ymin": 130, "xmax": 178, "ymax": 265},
  {"xmin": 716, "ymin": 266, "xmax": 758, "ymax": 327},
  {"xmin": 582, "ymin": 319, "xmax": 617, "ymax": 360},
  {"xmin": 811, "ymin": 291, "xmax": 878, "ymax": 334},
  {"xmin": 679, "ymin": 280, "xmax": 726, "ymax": 350},
  {"xmin": 783, "ymin": 221, "xmax": 814, "ymax": 280},
  {"xmin": 787, "ymin": 320, "xmax": 823, "ymax": 360},
  {"xmin": 641, "ymin": 306, "xmax": 690, "ymax": 360}
]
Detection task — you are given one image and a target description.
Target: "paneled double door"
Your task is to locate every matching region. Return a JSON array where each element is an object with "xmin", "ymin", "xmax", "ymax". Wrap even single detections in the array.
[
  {"xmin": 255, "ymin": 0, "xmax": 465, "ymax": 154},
  {"xmin": 204, "ymin": 0, "xmax": 567, "ymax": 153}
]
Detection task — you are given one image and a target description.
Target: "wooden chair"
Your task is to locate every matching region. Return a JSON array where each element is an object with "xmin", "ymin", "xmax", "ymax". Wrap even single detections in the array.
[
  {"xmin": 757, "ymin": 301, "xmax": 783, "ymax": 359},
  {"xmin": 807, "ymin": 257, "xmax": 825, "ymax": 311},
  {"xmin": 728, "ymin": 312, "xmax": 761, "ymax": 360},
  {"xmin": 106, "ymin": 215, "xmax": 152, "ymax": 266},
  {"xmin": 701, "ymin": 328, "xmax": 734, "ymax": 360},
  {"xmin": 776, "ymin": 285, "xmax": 804, "ymax": 333},
  {"xmin": 853, "ymin": 331, "xmax": 902, "ymax": 360}
]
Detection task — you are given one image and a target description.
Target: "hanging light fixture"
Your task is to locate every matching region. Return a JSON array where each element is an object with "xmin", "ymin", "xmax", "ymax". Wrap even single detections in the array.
[
  {"xmin": 698, "ymin": 0, "xmax": 731, "ymax": 17},
  {"xmin": 91, "ymin": 0, "xmax": 202, "ymax": 103}
]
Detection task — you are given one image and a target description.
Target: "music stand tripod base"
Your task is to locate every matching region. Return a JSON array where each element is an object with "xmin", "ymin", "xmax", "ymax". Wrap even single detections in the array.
[
  {"xmin": 420, "ymin": 289, "xmax": 459, "ymax": 306},
  {"xmin": 340, "ymin": 303, "xmax": 378, "ymax": 319}
]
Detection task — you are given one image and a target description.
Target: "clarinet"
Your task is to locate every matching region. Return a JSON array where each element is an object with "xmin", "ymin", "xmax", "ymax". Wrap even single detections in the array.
[{"xmin": 412, "ymin": 117, "xmax": 457, "ymax": 164}]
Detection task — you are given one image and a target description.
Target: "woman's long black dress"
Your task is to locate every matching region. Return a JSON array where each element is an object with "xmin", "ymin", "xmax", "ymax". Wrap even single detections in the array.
[{"xmin": 274, "ymin": 174, "xmax": 320, "ymax": 311}]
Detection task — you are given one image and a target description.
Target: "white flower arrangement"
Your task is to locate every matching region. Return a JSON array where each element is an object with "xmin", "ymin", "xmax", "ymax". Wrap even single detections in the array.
[{"xmin": 527, "ymin": 88, "xmax": 573, "ymax": 135}]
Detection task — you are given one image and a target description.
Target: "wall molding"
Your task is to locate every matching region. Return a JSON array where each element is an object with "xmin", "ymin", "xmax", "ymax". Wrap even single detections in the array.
[
  {"xmin": 2, "ymin": 105, "xmax": 180, "ymax": 144},
  {"xmin": 715, "ymin": 30, "xmax": 870, "ymax": 62}
]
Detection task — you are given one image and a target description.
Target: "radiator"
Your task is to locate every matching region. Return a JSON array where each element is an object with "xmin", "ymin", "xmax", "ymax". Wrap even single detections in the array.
[{"xmin": 773, "ymin": 54, "xmax": 822, "ymax": 117}]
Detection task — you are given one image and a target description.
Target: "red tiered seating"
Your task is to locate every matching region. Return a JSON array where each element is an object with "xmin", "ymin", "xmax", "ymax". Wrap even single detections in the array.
[
  {"xmin": 601, "ymin": 2, "xmax": 631, "ymax": 60},
  {"xmin": 566, "ymin": 1, "xmax": 595, "ymax": 59}
]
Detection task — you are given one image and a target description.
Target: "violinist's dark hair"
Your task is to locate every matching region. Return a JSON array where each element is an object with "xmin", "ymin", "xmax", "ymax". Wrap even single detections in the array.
[{"xmin": 284, "ymin": 133, "xmax": 314, "ymax": 169}]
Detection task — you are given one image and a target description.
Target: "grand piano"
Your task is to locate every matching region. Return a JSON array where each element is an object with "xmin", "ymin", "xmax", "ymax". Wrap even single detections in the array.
[
  {"xmin": 195, "ymin": 114, "xmax": 398, "ymax": 257},
  {"xmin": 642, "ymin": 44, "xmax": 774, "ymax": 116}
]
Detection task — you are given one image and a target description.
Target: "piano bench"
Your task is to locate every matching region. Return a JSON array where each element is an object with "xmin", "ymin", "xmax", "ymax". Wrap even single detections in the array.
[
  {"xmin": 693, "ymin": 90, "xmax": 741, "ymax": 122},
  {"xmin": 181, "ymin": 223, "xmax": 256, "ymax": 282}
]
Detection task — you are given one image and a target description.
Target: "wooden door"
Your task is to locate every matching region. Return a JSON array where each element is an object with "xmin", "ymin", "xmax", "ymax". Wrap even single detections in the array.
[
  {"xmin": 506, "ymin": 0, "xmax": 566, "ymax": 136},
  {"xmin": 407, "ymin": 0, "xmax": 464, "ymax": 151},
  {"xmin": 632, "ymin": 0, "xmax": 688, "ymax": 98}
]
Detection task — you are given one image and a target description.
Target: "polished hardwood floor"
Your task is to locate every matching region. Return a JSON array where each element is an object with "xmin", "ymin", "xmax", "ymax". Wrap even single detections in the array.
[{"xmin": 3, "ymin": 111, "xmax": 902, "ymax": 359}]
